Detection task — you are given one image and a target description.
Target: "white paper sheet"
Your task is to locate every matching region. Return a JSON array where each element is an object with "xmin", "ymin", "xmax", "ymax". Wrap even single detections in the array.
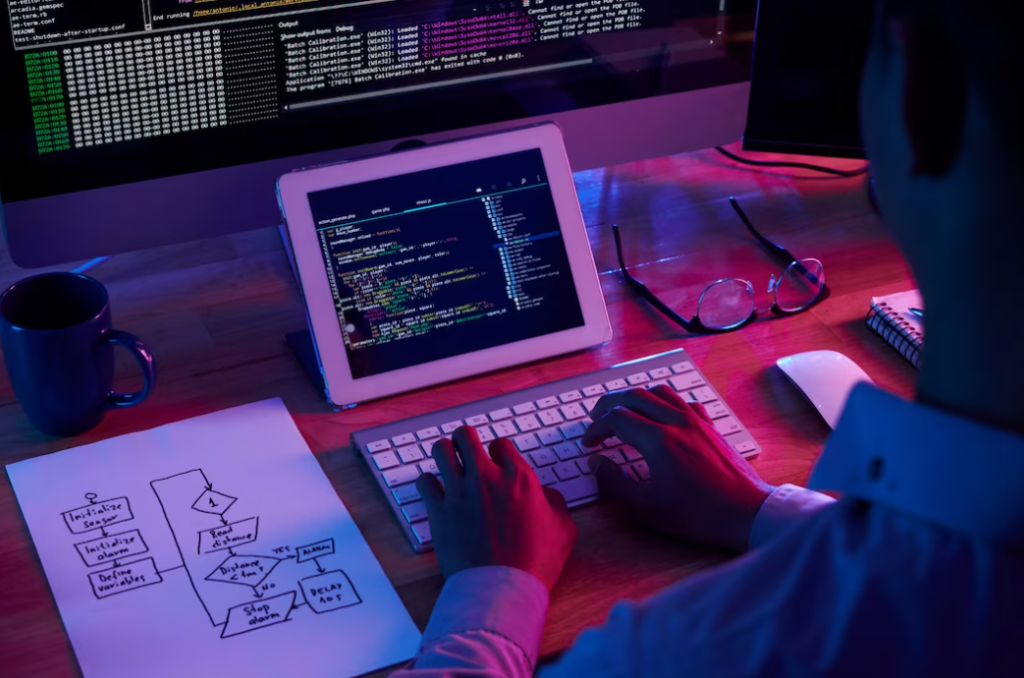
[{"xmin": 7, "ymin": 398, "xmax": 422, "ymax": 678}]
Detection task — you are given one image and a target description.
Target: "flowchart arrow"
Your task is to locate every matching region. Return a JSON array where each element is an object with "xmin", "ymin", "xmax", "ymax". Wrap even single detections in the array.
[
  {"xmin": 314, "ymin": 557, "xmax": 325, "ymax": 574},
  {"xmin": 228, "ymin": 547, "xmax": 236, "ymax": 557},
  {"xmin": 252, "ymin": 587, "xmax": 264, "ymax": 599},
  {"xmin": 219, "ymin": 516, "xmax": 228, "ymax": 526},
  {"xmin": 199, "ymin": 470, "xmax": 213, "ymax": 491},
  {"xmin": 100, "ymin": 527, "xmax": 109, "ymax": 538}
]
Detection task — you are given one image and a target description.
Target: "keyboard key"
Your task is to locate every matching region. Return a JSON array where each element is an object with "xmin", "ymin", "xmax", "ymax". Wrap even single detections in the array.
[
  {"xmin": 621, "ymin": 445, "xmax": 643, "ymax": 461},
  {"xmin": 627, "ymin": 372, "xmax": 651, "ymax": 386},
  {"xmin": 582, "ymin": 384, "xmax": 606, "ymax": 397},
  {"xmin": 489, "ymin": 408, "xmax": 514, "ymax": 421},
  {"xmin": 402, "ymin": 502, "xmax": 429, "ymax": 523},
  {"xmin": 441, "ymin": 420, "xmax": 463, "ymax": 434},
  {"xmin": 554, "ymin": 475, "xmax": 599, "ymax": 503},
  {"xmin": 704, "ymin": 401, "xmax": 730, "ymax": 419},
  {"xmin": 411, "ymin": 520, "xmax": 432, "ymax": 544},
  {"xmin": 513, "ymin": 402, "xmax": 537, "ymax": 415},
  {"xmin": 515, "ymin": 414, "xmax": 541, "ymax": 432},
  {"xmin": 604, "ymin": 378, "xmax": 629, "ymax": 390},
  {"xmin": 582, "ymin": 416, "xmax": 594, "ymax": 427},
  {"xmin": 416, "ymin": 426, "xmax": 442, "ymax": 441},
  {"xmin": 535, "ymin": 467, "xmax": 558, "ymax": 486},
  {"xmin": 466, "ymin": 414, "xmax": 489, "ymax": 427},
  {"xmin": 553, "ymin": 462, "xmax": 581, "ymax": 481},
  {"xmin": 538, "ymin": 428, "xmax": 563, "ymax": 447},
  {"xmin": 577, "ymin": 439, "xmax": 602, "ymax": 454},
  {"xmin": 582, "ymin": 397, "xmax": 601, "ymax": 413},
  {"xmin": 599, "ymin": 449, "xmax": 626, "ymax": 465},
  {"xmin": 647, "ymin": 380, "xmax": 669, "ymax": 390},
  {"xmin": 690, "ymin": 387, "xmax": 717, "ymax": 403},
  {"xmin": 529, "ymin": 448, "xmax": 557, "ymax": 467},
  {"xmin": 671, "ymin": 361, "xmax": 696, "ymax": 374},
  {"xmin": 476, "ymin": 425, "xmax": 495, "ymax": 443},
  {"xmin": 367, "ymin": 439, "xmax": 391, "ymax": 453},
  {"xmin": 492, "ymin": 421, "xmax": 518, "ymax": 438},
  {"xmin": 714, "ymin": 417, "xmax": 743, "ymax": 436},
  {"xmin": 559, "ymin": 390, "xmax": 583, "ymax": 403},
  {"xmin": 649, "ymin": 366, "xmax": 672, "ymax": 379},
  {"xmin": 514, "ymin": 433, "xmax": 541, "ymax": 452},
  {"xmin": 392, "ymin": 433, "xmax": 417, "ymax": 446},
  {"xmin": 383, "ymin": 465, "xmax": 421, "ymax": 487},
  {"xmin": 560, "ymin": 403, "xmax": 586, "ymax": 420},
  {"xmin": 372, "ymin": 451, "xmax": 400, "ymax": 471},
  {"xmin": 553, "ymin": 442, "xmax": 579, "ymax": 461},
  {"xmin": 397, "ymin": 445, "xmax": 425, "ymax": 464},
  {"xmin": 559, "ymin": 422, "xmax": 586, "ymax": 439},
  {"xmin": 392, "ymin": 484, "xmax": 421, "ymax": 505},
  {"xmin": 536, "ymin": 396, "xmax": 560, "ymax": 409},
  {"xmin": 603, "ymin": 436, "xmax": 623, "ymax": 448},
  {"xmin": 732, "ymin": 440, "xmax": 758, "ymax": 454},
  {"xmin": 576, "ymin": 458, "xmax": 594, "ymax": 475},
  {"xmin": 671, "ymin": 373, "xmax": 707, "ymax": 391},
  {"xmin": 631, "ymin": 460, "xmax": 651, "ymax": 481},
  {"xmin": 419, "ymin": 459, "xmax": 440, "ymax": 475},
  {"xmin": 538, "ymin": 409, "xmax": 563, "ymax": 426}
]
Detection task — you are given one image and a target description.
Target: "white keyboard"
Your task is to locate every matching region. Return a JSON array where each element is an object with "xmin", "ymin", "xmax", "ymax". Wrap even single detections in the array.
[{"xmin": 351, "ymin": 348, "xmax": 760, "ymax": 553}]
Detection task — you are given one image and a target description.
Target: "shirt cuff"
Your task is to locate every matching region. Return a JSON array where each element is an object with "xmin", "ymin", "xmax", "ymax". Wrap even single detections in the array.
[
  {"xmin": 748, "ymin": 483, "xmax": 837, "ymax": 550},
  {"xmin": 422, "ymin": 566, "xmax": 550, "ymax": 666}
]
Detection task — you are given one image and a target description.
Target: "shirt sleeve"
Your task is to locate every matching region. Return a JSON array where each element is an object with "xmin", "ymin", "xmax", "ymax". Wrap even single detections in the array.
[
  {"xmin": 747, "ymin": 483, "xmax": 836, "ymax": 550},
  {"xmin": 390, "ymin": 566, "xmax": 549, "ymax": 678}
]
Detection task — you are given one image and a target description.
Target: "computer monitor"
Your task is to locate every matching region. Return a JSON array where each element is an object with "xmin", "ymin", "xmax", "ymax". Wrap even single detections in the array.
[
  {"xmin": 1, "ymin": 0, "xmax": 752, "ymax": 268},
  {"xmin": 742, "ymin": 0, "xmax": 873, "ymax": 159}
]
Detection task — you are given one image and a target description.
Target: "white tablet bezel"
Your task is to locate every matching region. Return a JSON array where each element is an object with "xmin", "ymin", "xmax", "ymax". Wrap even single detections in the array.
[{"xmin": 277, "ymin": 123, "xmax": 612, "ymax": 407}]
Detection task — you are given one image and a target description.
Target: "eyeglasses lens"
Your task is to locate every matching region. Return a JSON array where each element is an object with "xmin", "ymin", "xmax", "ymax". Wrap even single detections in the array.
[
  {"xmin": 775, "ymin": 259, "xmax": 825, "ymax": 312},
  {"xmin": 698, "ymin": 279, "xmax": 755, "ymax": 330}
]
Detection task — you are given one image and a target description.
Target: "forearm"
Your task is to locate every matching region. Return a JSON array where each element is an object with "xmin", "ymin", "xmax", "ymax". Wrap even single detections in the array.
[{"xmin": 391, "ymin": 567, "xmax": 549, "ymax": 678}]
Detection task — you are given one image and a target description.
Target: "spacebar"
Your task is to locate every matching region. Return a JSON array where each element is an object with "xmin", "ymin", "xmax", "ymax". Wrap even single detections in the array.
[{"xmin": 554, "ymin": 475, "xmax": 599, "ymax": 503}]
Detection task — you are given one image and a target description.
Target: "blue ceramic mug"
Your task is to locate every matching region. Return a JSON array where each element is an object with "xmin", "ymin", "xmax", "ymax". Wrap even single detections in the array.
[{"xmin": 0, "ymin": 273, "xmax": 156, "ymax": 437}]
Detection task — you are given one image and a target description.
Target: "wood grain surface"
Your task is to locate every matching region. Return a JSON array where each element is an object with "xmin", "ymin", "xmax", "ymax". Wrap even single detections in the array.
[{"xmin": 0, "ymin": 144, "xmax": 917, "ymax": 677}]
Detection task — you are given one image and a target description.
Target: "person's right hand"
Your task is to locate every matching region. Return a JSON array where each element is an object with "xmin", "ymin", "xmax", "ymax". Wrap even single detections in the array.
[{"xmin": 581, "ymin": 386, "xmax": 773, "ymax": 552}]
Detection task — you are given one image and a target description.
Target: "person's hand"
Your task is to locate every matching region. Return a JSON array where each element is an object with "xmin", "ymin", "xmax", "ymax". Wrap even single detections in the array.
[
  {"xmin": 415, "ymin": 426, "xmax": 578, "ymax": 591},
  {"xmin": 581, "ymin": 386, "xmax": 773, "ymax": 552}
]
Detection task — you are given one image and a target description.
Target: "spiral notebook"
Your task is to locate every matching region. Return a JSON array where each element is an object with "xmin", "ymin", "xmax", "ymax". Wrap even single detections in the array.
[{"xmin": 866, "ymin": 289, "xmax": 924, "ymax": 368}]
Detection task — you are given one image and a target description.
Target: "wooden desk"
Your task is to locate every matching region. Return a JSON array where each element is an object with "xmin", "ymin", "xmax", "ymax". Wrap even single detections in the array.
[{"xmin": 0, "ymin": 145, "xmax": 917, "ymax": 677}]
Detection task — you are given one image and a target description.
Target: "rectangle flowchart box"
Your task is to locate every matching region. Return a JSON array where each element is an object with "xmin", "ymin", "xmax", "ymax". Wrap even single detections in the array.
[
  {"xmin": 62, "ymin": 497, "xmax": 133, "ymax": 534},
  {"xmin": 88, "ymin": 557, "xmax": 163, "ymax": 599},
  {"xmin": 299, "ymin": 570, "xmax": 362, "ymax": 614},
  {"xmin": 295, "ymin": 538, "xmax": 335, "ymax": 562},
  {"xmin": 221, "ymin": 591, "xmax": 296, "ymax": 638},
  {"xmin": 197, "ymin": 517, "xmax": 259, "ymax": 554},
  {"xmin": 75, "ymin": 529, "xmax": 149, "ymax": 567}
]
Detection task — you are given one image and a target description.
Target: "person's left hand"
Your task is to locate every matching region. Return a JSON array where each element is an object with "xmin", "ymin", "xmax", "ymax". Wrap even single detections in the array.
[{"xmin": 415, "ymin": 426, "xmax": 578, "ymax": 592}]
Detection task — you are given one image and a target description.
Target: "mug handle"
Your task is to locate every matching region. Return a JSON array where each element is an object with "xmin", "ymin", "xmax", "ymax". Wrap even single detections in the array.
[{"xmin": 102, "ymin": 329, "xmax": 157, "ymax": 409}]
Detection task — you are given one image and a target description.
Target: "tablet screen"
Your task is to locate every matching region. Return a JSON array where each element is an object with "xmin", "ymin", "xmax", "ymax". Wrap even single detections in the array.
[{"xmin": 307, "ymin": 149, "xmax": 586, "ymax": 379}]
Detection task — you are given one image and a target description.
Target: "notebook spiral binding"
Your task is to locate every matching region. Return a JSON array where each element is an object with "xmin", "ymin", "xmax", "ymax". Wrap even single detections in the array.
[{"xmin": 865, "ymin": 301, "xmax": 923, "ymax": 368}]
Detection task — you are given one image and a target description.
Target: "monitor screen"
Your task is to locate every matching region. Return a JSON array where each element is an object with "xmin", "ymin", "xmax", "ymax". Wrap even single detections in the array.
[
  {"xmin": 307, "ymin": 147, "xmax": 585, "ymax": 379},
  {"xmin": 743, "ymin": 0, "xmax": 874, "ymax": 159},
  {"xmin": 1, "ymin": 0, "xmax": 740, "ymax": 204}
]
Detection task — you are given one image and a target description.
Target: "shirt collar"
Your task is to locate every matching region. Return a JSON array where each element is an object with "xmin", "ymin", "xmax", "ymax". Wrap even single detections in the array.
[{"xmin": 809, "ymin": 383, "xmax": 1024, "ymax": 547}]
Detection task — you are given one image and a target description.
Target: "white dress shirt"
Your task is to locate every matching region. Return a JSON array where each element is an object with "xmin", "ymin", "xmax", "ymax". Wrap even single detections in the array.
[{"xmin": 391, "ymin": 384, "xmax": 1024, "ymax": 677}]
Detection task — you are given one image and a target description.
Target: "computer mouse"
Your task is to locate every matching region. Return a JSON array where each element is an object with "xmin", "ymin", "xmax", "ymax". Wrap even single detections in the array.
[{"xmin": 776, "ymin": 350, "xmax": 875, "ymax": 429}]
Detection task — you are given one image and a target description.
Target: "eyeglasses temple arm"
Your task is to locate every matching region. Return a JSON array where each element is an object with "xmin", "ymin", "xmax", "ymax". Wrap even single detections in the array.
[
  {"xmin": 612, "ymin": 225, "xmax": 700, "ymax": 331},
  {"xmin": 728, "ymin": 197, "xmax": 824, "ymax": 287}
]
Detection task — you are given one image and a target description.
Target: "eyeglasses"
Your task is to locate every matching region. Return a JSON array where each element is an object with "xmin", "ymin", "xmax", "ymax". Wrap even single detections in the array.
[{"xmin": 613, "ymin": 197, "xmax": 829, "ymax": 334}]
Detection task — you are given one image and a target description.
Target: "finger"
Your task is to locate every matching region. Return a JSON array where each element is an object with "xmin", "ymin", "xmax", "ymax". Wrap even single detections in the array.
[
  {"xmin": 589, "ymin": 456, "xmax": 649, "ymax": 507},
  {"xmin": 646, "ymin": 384, "xmax": 690, "ymax": 411},
  {"xmin": 590, "ymin": 406, "xmax": 666, "ymax": 452},
  {"xmin": 415, "ymin": 473, "xmax": 444, "ymax": 515},
  {"xmin": 542, "ymin": 486, "xmax": 571, "ymax": 515},
  {"xmin": 588, "ymin": 388, "xmax": 689, "ymax": 429},
  {"xmin": 432, "ymin": 437, "xmax": 464, "ymax": 492},
  {"xmin": 488, "ymin": 438, "xmax": 531, "ymax": 474},
  {"xmin": 687, "ymin": 401, "xmax": 713, "ymax": 424},
  {"xmin": 451, "ymin": 425, "xmax": 491, "ymax": 478}
]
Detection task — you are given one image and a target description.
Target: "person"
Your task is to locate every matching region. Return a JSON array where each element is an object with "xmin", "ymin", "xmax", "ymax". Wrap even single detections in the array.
[{"xmin": 391, "ymin": 0, "xmax": 1024, "ymax": 675}]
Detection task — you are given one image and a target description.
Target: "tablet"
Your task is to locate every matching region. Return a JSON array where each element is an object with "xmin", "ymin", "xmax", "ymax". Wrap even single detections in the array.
[{"xmin": 277, "ymin": 124, "xmax": 612, "ymax": 407}]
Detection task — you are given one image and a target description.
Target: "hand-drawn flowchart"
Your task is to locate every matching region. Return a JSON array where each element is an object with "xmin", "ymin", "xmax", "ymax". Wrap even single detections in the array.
[{"xmin": 59, "ymin": 469, "xmax": 362, "ymax": 639}]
